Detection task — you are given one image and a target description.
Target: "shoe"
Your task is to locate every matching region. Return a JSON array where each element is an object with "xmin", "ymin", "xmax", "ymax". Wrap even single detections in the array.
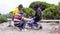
[
  {"xmin": 8, "ymin": 25, "xmax": 12, "ymax": 27},
  {"xmin": 22, "ymin": 29, "xmax": 27, "ymax": 31}
]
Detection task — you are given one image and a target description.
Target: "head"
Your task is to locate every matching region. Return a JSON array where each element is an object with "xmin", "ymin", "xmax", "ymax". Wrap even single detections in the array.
[
  {"xmin": 18, "ymin": 4, "xmax": 23, "ymax": 10},
  {"xmin": 32, "ymin": 4, "xmax": 39, "ymax": 10}
]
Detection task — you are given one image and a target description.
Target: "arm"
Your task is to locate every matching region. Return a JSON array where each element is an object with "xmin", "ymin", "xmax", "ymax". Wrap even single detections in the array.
[{"xmin": 22, "ymin": 17, "xmax": 32, "ymax": 21}]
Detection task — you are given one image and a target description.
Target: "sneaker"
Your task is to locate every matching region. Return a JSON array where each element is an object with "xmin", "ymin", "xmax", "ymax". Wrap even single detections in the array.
[
  {"xmin": 8, "ymin": 25, "xmax": 12, "ymax": 27},
  {"xmin": 22, "ymin": 29, "xmax": 27, "ymax": 31}
]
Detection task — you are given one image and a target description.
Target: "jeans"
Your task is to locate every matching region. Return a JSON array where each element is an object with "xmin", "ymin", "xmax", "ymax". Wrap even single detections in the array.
[
  {"xmin": 14, "ymin": 19, "xmax": 26, "ymax": 29},
  {"xmin": 28, "ymin": 19, "xmax": 38, "ymax": 27},
  {"xmin": 12, "ymin": 16, "xmax": 14, "ymax": 21}
]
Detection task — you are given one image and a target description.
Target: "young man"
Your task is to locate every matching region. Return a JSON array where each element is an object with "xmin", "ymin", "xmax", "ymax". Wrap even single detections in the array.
[
  {"xmin": 12, "ymin": 4, "xmax": 23, "ymax": 21},
  {"xmin": 8, "ymin": 4, "xmax": 23, "ymax": 27},
  {"xmin": 14, "ymin": 13, "xmax": 27, "ymax": 30}
]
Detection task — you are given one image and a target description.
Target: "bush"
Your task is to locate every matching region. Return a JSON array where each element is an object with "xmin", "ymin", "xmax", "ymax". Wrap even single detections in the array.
[
  {"xmin": 29, "ymin": 1, "xmax": 55, "ymax": 11},
  {"xmin": 7, "ymin": 11, "xmax": 13, "ymax": 18},
  {"xmin": 42, "ymin": 6, "xmax": 60, "ymax": 19},
  {"xmin": 0, "ymin": 15, "xmax": 7, "ymax": 23},
  {"xmin": 23, "ymin": 8, "xmax": 36, "ymax": 17},
  {"xmin": 0, "ymin": 11, "xmax": 13, "ymax": 23}
]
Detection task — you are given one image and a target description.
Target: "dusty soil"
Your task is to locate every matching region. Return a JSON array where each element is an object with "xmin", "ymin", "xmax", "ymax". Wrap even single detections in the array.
[{"xmin": 0, "ymin": 22, "xmax": 59, "ymax": 34}]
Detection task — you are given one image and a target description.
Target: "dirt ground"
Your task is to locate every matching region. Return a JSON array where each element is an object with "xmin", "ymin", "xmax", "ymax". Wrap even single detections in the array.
[{"xmin": 0, "ymin": 22, "xmax": 59, "ymax": 34}]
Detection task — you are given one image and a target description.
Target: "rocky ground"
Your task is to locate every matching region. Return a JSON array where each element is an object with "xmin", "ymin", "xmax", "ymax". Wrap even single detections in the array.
[{"xmin": 0, "ymin": 22, "xmax": 59, "ymax": 34}]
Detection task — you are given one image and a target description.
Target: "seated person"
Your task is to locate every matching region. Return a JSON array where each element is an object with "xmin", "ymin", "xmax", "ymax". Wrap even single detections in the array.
[{"xmin": 14, "ymin": 13, "xmax": 28, "ymax": 30}]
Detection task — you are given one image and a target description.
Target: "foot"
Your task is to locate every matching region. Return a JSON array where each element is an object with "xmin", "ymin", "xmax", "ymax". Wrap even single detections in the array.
[
  {"xmin": 22, "ymin": 29, "xmax": 27, "ymax": 31},
  {"xmin": 39, "ymin": 26, "xmax": 42, "ymax": 29},
  {"xmin": 8, "ymin": 25, "xmax": 12, "ymax": 27}
]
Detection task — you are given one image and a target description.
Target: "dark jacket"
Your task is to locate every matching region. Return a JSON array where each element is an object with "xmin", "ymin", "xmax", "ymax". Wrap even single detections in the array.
[{"xmin": 34, "ymin": 8, "xmax": 42, "ymax": 22}]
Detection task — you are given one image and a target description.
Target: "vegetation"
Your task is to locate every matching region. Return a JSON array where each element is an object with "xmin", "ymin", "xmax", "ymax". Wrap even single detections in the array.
[
  {"xmin": 42, "ymin": 6, "xmax": 60, "ymax": 19},
  {"xmin": 0, "ymin": 14, "xmax": 7, "ymax": 23},
  {"xmin": 0, "ymin": 11, "xmax": 13, "ymax": 23},
  {"xmin": 23, "ymin": 8, "xmax": 36, "ymax": 17},
  {"xmin": 29, "ymin": 1, "xmax": 55, "ymax": 11}
]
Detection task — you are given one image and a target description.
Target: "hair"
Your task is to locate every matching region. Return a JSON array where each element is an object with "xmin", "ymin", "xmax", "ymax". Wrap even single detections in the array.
[
  {"xmin": 18, "ymin": 4, "xmax": 23, "ymax": 8},
  {"xmin": 32, "ymin": 4, "xmax": 39, "ymax": 10}
]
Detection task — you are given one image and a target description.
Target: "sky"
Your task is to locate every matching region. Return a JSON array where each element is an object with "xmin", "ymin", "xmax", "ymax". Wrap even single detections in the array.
[{"xmin": 0, "ymin": 0, "xmax": 60, "ymax": 14}]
